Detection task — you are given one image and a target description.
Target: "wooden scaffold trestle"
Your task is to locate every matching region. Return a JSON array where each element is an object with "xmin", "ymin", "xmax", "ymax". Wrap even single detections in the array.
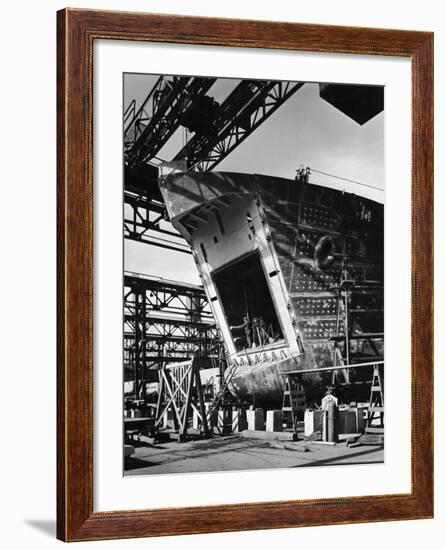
[{"xmin": 155, "ymin": 355, "xmax": 210, "ymax": 440}]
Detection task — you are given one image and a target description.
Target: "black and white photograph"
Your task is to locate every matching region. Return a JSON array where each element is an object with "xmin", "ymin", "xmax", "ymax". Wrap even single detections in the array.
[
  {"xmin": 1, "ymin": 0, "xmax": 439, "ymax": 547},
  {"xmin": 123, "ymin": 74, "xmax": 384, "ymax": 476}
]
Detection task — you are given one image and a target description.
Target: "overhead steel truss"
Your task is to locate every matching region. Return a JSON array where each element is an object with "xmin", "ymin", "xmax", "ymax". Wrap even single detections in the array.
[
  {"xmin": 124, "ymin": 272, "xmax": 220, "ymax": 399},
  {"xmin": 123, "ymin": 77, "xmax": 304, "ymax": 251},
  {"xmin": 123, "ymin": 177, "xmax": 190, "ymax": 254},
  {"xmin": 123, "ymin": 76, "xmax": 218, "ymax": 252},
  {"xmin": 124, "ymin": 76, "xmax": 217, "ymax": 167},
  {"xmin": 174, "ymin": 80, "xmax": 305, "ymax": 171}
]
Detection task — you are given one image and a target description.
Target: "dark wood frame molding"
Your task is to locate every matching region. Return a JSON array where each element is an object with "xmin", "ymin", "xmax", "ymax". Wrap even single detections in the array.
[{"xmin": 57, "ymin": 8, "xmax": 434, "ymax": 542}]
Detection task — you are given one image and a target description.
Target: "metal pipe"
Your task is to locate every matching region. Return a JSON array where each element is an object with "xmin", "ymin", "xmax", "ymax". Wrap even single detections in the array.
[{"xmin": 281, "ymin": 360, "xmax": 383, "ymax": 376}]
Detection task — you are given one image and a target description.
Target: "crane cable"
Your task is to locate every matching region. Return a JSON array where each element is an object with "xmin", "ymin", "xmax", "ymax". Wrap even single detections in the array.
[{"xmin": 309, "ymin": 168, "xmax": 384, "ymax": 192}]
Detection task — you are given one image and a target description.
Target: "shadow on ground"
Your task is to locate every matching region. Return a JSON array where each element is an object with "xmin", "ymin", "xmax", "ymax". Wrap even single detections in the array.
[
  {"xmin": 125, "ymin": 456, "xmax": 161, "ymax": 471},
  {"xmin": 25, "ymin": 519, "xmax": 56, "ymax": 538},
  {"xmin": 296, "ymin": 445, "xmax": 383, "ymax": 467}
]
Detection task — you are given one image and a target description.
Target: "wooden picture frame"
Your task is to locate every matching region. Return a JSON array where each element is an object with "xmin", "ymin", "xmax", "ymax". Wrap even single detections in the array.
[{"xmin": 57, "ymin": 8, "xmax": 434, "ymax": 542}]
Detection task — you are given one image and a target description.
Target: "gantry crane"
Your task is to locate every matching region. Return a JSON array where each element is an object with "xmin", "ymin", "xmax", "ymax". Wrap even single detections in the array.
[{"xmin": 123, "ymin": 77, "xmax": 304, "ymax": 251}]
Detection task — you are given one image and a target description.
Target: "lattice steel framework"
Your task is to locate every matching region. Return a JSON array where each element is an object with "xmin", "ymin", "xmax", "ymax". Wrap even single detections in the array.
[
  {"xmin": 124, "ymin": 76, "xmax": 217, "ymax": 167},
  {"xmin": 123, "ymin": 169, "xmax": 190, "ymax": 253},
  {"xmin": 123, "ymin": 77, "xmax": 304, "ymax": 251},
  {"xmin": 124, "ymin": 272, "xmax": 220, "ymax": 398},
  {"xmin": 174, "ymin": 80, "xmax": 304, "ymax": 171}
]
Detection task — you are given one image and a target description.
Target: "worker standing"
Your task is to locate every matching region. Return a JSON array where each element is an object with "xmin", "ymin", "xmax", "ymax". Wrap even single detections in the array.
[
  {"xmin": 258, "ymin": 317, "xmax": 269, "ymax": 345},
  {"xmin": 295, "ymin": 165, "xmax": 311, "ymax": 184},
  {"xmin": 230, "ymin": 315, "xmax": 252, "ymax": 349},
  {"xmin": 252, "ymin": 317, "xmax": 260, "ymax": 347}
]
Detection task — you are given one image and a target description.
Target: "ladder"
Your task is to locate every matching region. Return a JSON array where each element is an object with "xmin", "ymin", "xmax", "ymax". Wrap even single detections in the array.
[
  {"xmin": 282, "ymin": 374, "xmax": 306, "ymax": 430},
  {"xmin": 351, "ymin": 363, "xmax": 384, "ymax": 446},
  {"xmin": 364, "ymin": 363, "xmax": 384, "ymax": 439}
]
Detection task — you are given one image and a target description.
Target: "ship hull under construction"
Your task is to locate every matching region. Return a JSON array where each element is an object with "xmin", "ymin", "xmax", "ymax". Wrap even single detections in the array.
[{"xmin": 160, "ymin": 171, "xmax": 384, "ymax": 406}]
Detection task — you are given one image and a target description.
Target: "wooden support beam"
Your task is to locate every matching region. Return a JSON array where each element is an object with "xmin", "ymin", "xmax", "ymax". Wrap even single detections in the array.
[
  {"xmin": 179, "ymin": 365, "xmax": 194, "ymax": 438},
  {"xmin": 155, "ymin": 356, "xmax": 211, "ymax": 439},
  {"xmin": 194, "ymin": 357, "xmax": 210, "ymax": 438}
]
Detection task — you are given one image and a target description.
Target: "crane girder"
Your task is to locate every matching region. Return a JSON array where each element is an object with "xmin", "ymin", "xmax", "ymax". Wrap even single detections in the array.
[
  {"xmin": 174, "ymin": 80, "xmax": 305, "ymax": 171},
  {"xmin": 123, "ymin": 77, "xmax": 305, "ymax": 252},
  {"xmin": 125, "ymin": 76, "xmax": 217, "ymax": 167}
]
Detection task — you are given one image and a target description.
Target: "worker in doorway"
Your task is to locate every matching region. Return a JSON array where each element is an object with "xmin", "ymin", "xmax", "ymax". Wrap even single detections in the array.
[
  {"xmin": 252, "ymin": 317, "xmax": 260, "ymax": 347},
  {"xmin": 258, "ymin": 317, "xmax": 271, "ymax": 345},
  {"xmin": 230, "ymin": 315, "xmax": 252, "ymax": 349}
]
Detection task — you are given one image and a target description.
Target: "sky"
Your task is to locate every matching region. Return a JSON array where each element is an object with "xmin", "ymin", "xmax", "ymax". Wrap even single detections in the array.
[{"xmin": 123, "ymin": 74, "xmax": 384, "ymax": 285}]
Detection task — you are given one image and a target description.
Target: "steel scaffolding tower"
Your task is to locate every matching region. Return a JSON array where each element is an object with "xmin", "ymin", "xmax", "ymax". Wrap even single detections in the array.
[{"xmin": 124, "ymin": 272, "xmax": 220, "ymax": 399}]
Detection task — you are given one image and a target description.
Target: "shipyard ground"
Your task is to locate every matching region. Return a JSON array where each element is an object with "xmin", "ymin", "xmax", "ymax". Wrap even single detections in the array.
[{"xmin": 124, "ymin": 434, "xmax": 384, "ymax": 476}]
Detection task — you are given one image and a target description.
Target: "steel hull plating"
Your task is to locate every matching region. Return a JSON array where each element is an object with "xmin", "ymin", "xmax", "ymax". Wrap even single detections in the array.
[{"xmin": 160, "ymin": 172, "xmax": 384, "ymax": 405}]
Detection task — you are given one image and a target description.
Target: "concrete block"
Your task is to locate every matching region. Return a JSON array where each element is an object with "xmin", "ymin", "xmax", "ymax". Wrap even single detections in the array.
[
  {"xmin": 192, "ymin": 408, "xmax": 201, "ymax": 431},
  {"xmin": 356, "ymin": 406, "xmax": 367, "ymax": 433},
  {"xmin": 266, "ymin": 410, "xmax": 283, "ymax": 432},
  {"xmin": 232, "ymin": 409, "xmax": 248, "ymax": 432},
  {"xmin": 339, "ymin": 408, "xmax": 357, "ymax": 434},
  {"xmin": 218, "ymin": 407, "xmax": 233, "ymax": 434},
  {"xmin": 247, "ymin": 408, "xmax": 265, "ymax": 431},
  {"xmin": 205, "ymin": 403, "xmax": 217, "ymax": 429},
  {"xmin": 161, "ymin": 410, "xmax": 169, "ymax": 429},
  {"xmin": 304, "ymin": 409, "xmax": 323, "ymax": 437}
]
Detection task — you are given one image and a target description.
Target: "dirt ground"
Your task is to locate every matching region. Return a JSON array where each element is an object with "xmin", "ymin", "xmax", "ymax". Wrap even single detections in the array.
[{"xmin": 124, "ymin": 434, "xmax": 384, "ymax": 476}]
